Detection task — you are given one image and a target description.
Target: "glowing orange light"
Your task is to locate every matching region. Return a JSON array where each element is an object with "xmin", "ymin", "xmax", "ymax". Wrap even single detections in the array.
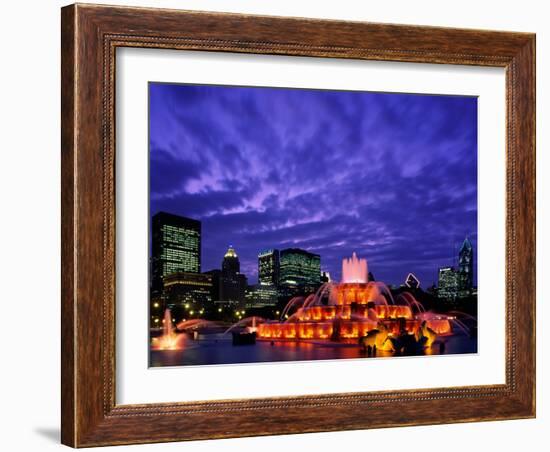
[{"xmin": 151, "ymin": 309, "xmax": 185, "ymax": 351}]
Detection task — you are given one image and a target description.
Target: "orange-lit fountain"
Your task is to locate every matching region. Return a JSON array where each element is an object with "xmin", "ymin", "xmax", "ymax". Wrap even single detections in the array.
[
  {"xmin": 257, "ymin": 253, "xmax": 453, "ymax": 352},
  {"xmin": 151, "ymin": 309, "xmax": 185, "ymax": 350}
]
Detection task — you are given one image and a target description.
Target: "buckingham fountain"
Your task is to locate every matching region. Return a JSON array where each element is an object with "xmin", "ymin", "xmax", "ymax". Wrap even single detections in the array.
[
  {"xmin": 151, "ymin": 253, "xmax": 470, "ymax": 360},
  {"xmin": 256, "ymin": 253, "xmax": 454, "ymax": 353}
]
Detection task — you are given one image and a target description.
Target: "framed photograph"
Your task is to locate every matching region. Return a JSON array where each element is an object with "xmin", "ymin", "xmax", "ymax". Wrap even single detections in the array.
[
  {"xmin": 147, "ymin": 83, "xmax": 480, "ymax": 367},
  {"xmin": 61, "ymin": 3, "xmax": 535, "ymax": 447}
]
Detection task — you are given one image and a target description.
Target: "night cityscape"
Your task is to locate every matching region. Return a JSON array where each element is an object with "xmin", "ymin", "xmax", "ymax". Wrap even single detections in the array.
[{"xmin": 148, "ymin": 83, "xmax": 478, "ymax": 366}]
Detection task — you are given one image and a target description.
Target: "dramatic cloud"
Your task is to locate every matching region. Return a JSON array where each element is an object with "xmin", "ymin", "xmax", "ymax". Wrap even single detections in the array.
[{"xmin": 149, "ymin": 83, "xmax": 478, "ymax": 286}]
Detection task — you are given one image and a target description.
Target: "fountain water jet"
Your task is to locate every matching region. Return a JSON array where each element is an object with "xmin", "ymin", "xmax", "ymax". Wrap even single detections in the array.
[
  {"xmin": 176, "ymin": 318, "xmax": 221, "ymax": 331},
  {"xmin": 223, "ymin": 316, "xmax": 266, "ymax": 335},
  {"xmin": 342, "ymin": 252, "xmax": 368, "ymax": 283},
  {"xmin": 396, "ymin": 292, "xmax": 426, "ymax": 313},
  {"xmin": 280, "ymin": 296, "xmax": 306, "ymax": 320},
  {"xmin": 151, "ymin": 309, "xmax": 185, "ymax": 350}
]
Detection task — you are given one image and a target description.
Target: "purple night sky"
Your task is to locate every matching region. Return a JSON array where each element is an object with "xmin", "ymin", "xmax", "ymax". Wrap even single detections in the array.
[{"xmin": 149, "ymin": 83, "xmax": 478, "ymax": 287}]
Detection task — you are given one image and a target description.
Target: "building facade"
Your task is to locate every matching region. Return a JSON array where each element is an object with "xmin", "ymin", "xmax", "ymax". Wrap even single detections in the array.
[
  {"xmin": 437, "ymin": 266, "xmax": 459, "ymax": 300},
  {"xmin": 203, "ymin": 268, "xmax": 222, "ymax": 302},
  {"xmin": 245, "ymin": 284, "xmax": 279, "ymax": 308},
  {"xmin": 151, "ymin": 212, "xmax": 201, "ymax": 296},
  {"xmin": 279, "ymin": 248, "xmax": 321, "ymax": 295},
  {"xmin": 220, "ymin": 246, "xmax": 247, "ymax": 304},
  {"xmin": 437, "ymin": 237, "xmax": 475, "ymax": 301},
  {"xmin": 258, "ymin": 249, "xmax": 280, "ymax": 286},
  {"xmin": 163, "ymin": 272, "xmax": 213, "ymax": 310}
]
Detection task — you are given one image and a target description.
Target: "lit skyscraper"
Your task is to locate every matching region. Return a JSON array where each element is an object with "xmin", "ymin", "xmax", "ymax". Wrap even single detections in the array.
[
  {"xmin": 438, "ymin": 266, "xmax": 459, "ymax": 300},
  {"xmin": 438, "ymin": 237, "xmax": 475, "ymax": 301},
  {"xmin": 222, "ymin": 246, "xmax": 240, "ymax": 275},
  {"xmin": 151, "ymin": 212, "xmax": 201, "ymax": 295},
  {"xmin": 220, "ymin": 246, "xmax": 247, "ymax": 304},
  {"xmin": 458, "ymin": 237, "xmax": 474, "ymax": 295},
  {"xmin": 258, "ymin": 249, "xmax": 279, "ymax": 286},
  {"xmin": 279, "ymin": 248, "xmax": 321, "ymax": 293}
]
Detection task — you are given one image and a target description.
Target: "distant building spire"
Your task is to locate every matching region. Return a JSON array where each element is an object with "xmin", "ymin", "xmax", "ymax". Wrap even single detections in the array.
[
  {"xmin": 224, "ymin": 246, "xmax": 238, "ymax": 259},
  {"xmin": 458, "ymin": 236, "xmax": 474, "ymax": 295},
  {"xmin": 221, "ymin": 245, "xmax": 245, "ymax": 303}
]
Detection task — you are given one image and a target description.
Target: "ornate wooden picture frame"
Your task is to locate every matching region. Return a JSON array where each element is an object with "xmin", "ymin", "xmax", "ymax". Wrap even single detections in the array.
[{"xmin": 61, "ymin": 3, "xmax": 535, "ymax": 447}]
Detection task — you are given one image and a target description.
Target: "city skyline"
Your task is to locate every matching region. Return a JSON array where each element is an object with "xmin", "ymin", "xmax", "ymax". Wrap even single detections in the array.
[
  {"xmin": 149, "ymin": 83, "xmax": 478, "ymax": 286},
  {"xmin": 151, "ymin": 209, "xmax": 474, "ymax": 292}
]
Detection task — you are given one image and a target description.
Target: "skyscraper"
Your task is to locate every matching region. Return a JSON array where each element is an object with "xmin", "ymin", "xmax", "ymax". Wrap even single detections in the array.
[
  {"xmin": 222, "ymin": 246, "xmax": 240, "ymax": 275},
  {"xmin": 151, "ymin": 212, "xmax": 201, "ymax": 295},
  {"xmin": 220, "ymin": 246, "xmax": 247, "ymax": 304},
  {"xmin": 258, "ymin": 249, "xmax": 279, "ymax": 286},
  {"xmin": 438, "ymin": 266, "xmax": 459, "ymax": 300},
  {"xmin": 458, "ymin": 237, "xmax": 474, "ymax": 295},
  {"xmin": 279, "ymin": 248, "xmax": 321, "ymax": 294}
]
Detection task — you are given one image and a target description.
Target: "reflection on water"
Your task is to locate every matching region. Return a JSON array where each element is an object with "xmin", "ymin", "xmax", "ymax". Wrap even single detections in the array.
[{"xmin": 150, "ymin": 334, "xmax": 477, "ymax": 367}]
